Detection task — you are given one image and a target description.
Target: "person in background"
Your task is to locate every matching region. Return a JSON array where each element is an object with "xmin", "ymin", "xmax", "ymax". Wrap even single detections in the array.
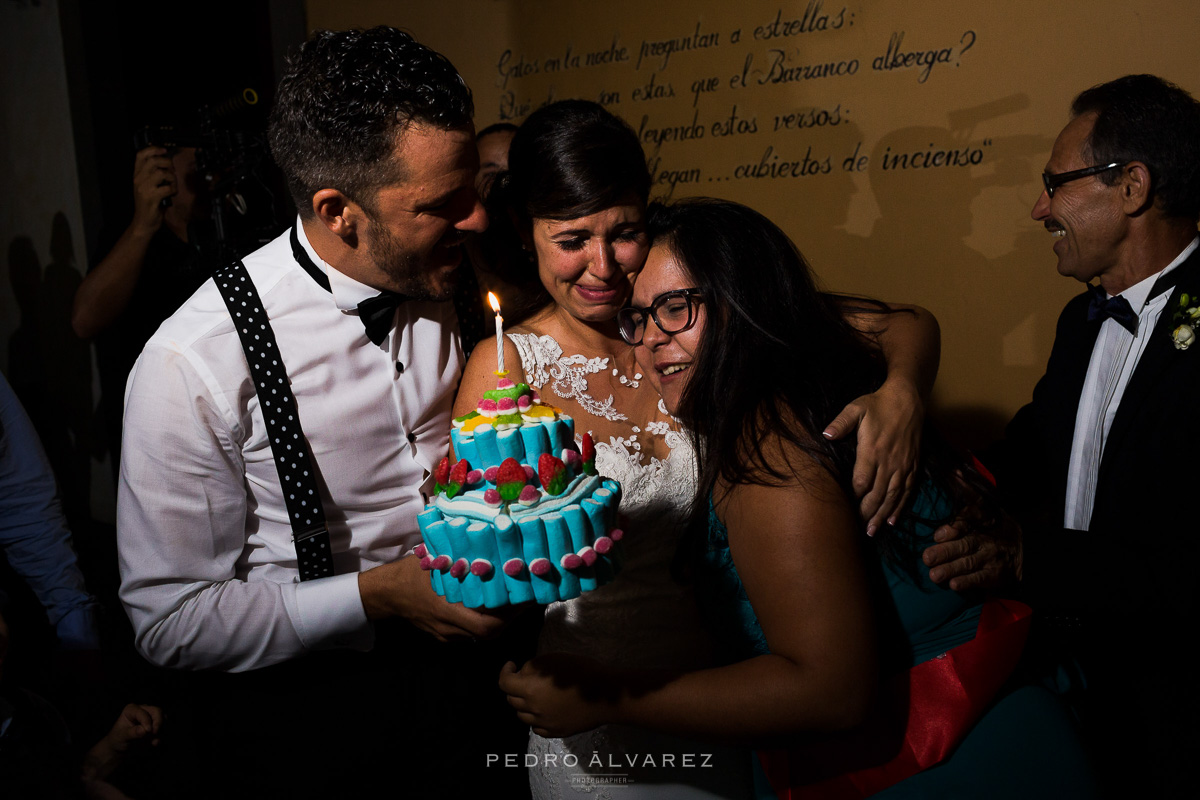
[
  {"xmin": 72, "ymin": 144, "xmax": 212, "ymax": 471},
  {"xmin": 924, "ymin": 74, "xmax": 1200, "ymax": 798},
  {"xmin": 0, "ymin": 370, "xmax": 100, "ymax": 655},
  {"xmin": 455, "ymin": 121, "xmax": 524, "ymax": 356},
  {"xmin": 475, "ymin": 122, "xmax": 518, "ymax": 198}
]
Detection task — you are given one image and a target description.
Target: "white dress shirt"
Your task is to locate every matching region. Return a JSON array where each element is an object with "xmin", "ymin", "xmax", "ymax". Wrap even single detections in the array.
[
  {"xmin": 1064, "ymin": 236, "xmax": 1200, "ymax": 530},
  {"xmin": 117, "ymin": 221, "xmax": 462, "ymax": 671}
]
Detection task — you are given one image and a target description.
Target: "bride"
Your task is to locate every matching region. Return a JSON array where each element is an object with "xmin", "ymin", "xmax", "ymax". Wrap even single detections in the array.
[{"xmin": 454, "ymin": 100, "xmax": 937, "ymax": 799}]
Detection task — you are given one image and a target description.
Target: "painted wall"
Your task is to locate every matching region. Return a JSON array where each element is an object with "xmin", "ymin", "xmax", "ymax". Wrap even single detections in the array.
[{"xmin": 315, "ymin": 1, "xmax": 1197, "ymax": 447}]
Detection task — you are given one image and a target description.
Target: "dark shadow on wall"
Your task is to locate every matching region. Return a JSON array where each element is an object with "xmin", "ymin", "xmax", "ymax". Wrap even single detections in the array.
[
  {"xmin": 833, "ymin": 98, "xmax": 1057, "ymax": 451},
  {"xmin": 6, "ymin": 213, "xmax": 96, "ymax": 535}
]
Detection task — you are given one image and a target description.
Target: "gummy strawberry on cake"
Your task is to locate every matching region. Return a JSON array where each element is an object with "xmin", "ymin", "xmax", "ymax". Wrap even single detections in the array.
[{"xmin": 415, "ymin": 376, "xmax": 624, "ymax": 608}]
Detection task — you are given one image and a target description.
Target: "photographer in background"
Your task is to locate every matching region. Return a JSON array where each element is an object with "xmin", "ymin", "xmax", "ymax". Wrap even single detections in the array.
[
  {"xmin": 73, "ymin": 144, "xmax": 210, "ymax": 339},
  {"xmin": 72, "ymin": 143, "xmax": 214, "ymax": 472}
]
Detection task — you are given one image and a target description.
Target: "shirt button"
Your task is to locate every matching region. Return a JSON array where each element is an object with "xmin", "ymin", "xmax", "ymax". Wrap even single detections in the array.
[
  {"xmin": 407, "ymin": 431, "xmax": 417, "ymax": 443},
  {"xmin": 395, "ymin": 361, "xmax": 404, "ymax": 374}
]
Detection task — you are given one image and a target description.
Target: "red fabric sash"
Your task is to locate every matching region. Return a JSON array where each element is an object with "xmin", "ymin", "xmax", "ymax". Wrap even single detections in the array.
[{"xmin": 759, "ymin": 598, "xmax": 1032, "ymax": 800}]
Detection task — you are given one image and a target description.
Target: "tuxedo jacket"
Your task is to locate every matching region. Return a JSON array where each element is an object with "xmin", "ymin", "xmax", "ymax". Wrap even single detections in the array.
[
  {"xmin": 991, "ymin": 246, "xmax": 1200, "ymax": 797},
  {"xmin": 992, "ymin": 247, "xmax": 1200, "ymax": 627}
]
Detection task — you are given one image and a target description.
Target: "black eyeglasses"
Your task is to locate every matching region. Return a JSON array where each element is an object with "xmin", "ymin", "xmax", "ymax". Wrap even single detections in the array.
[
  {"xmin": 1041, "ymin": 162, "xmax": 1126, "ymax": 198},
  {"xmin": 617, "ymin": 289, "xmax": 703, "ymax": 345}
]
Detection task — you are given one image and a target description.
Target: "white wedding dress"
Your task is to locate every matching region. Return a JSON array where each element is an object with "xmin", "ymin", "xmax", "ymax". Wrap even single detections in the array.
[{"xmin": 511, "ymin": 333, "xmax": 752, "ymax": 800}]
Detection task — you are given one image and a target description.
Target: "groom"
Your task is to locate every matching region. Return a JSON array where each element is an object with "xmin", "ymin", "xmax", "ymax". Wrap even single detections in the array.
[
  {"xmin": 115, "ymin": 27, "xmax": 537, "ymax": 798},
  {"xmin": 927, "ymin": 74, "xmax": 1200, "ymax": 796}
]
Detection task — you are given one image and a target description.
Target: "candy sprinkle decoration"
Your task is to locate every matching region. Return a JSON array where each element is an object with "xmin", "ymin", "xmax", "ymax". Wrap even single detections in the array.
[
  {"xmin": 445, "ymin": 459, "xmax": 471, "ymax": 500},
  {"xmin": 538, "ymin": 453, "xmax": 570, "ymax": 496},
  {"xmin": 434, "ymin": 456, "xmax": 451, "ymax": 494},
  {"xmin": 580, "ymin": 432, "xmax": 597, "ymax": 476},
  {"xmin": 495, "ymin": 458, "xmax": 527, "ymax": 503}
]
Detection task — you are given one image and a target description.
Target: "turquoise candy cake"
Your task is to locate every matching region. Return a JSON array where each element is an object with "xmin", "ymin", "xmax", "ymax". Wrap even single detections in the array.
[{"xmin": 415, "ymin": 376, "xmax": 624, "ymax": 608}]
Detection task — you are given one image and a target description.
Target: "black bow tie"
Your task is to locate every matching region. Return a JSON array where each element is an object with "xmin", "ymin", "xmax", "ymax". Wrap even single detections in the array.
[
  {"xmin": 1087, "ymin": 284, "xmax": 1138, "ymax": 334},
  {"xmin": 290, "ymin": 226, "xmax": 408, "ymax": 345},
  {"xmin": 357, "ymin": 292, "xmax": 407, "ymax": 345}
]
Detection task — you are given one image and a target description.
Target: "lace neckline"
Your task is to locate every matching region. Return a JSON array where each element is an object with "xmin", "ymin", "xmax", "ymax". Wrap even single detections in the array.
[{"xmin": 508, "ymin": 332, "xmax": 643, "ymax": 423}]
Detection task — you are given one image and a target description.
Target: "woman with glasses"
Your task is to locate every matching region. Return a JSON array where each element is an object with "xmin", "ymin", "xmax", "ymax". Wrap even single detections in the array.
[
  {"xmin": 501, "ymin": 198, "xmax": 1096, "ymax": 799},
  {"xmin": 458, "ymin": 100, "xmax": 938, "ymax": 798}
]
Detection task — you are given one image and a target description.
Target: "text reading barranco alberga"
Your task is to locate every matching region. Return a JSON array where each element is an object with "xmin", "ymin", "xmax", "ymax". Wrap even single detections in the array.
[{"xmin": 488, "ymin": 752, "xmax": 715, "ymax": 768}]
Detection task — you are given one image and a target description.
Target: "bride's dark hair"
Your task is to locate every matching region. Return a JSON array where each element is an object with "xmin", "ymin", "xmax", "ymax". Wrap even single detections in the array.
[
  {"xmin": 647, "ymin": 198, "xmax": 993, "ymax": 571},
  {"xmin": 483, "ymin": 100, "xmax": 652, "ymax": 323}
]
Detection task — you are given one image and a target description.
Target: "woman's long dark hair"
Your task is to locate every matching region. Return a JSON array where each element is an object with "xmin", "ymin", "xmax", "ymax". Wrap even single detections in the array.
[
  {"xmin": 648, "ymin": 198, "xmax": 992, "ymax": 573},
  {"xmin": 483, "ymin": 100, "xmax": 652, "ymax": 324}
]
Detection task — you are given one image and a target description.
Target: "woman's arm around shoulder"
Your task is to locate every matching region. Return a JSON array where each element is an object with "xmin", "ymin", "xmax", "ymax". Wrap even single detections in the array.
[{"xmin": 826, "ymin": 300, "xmax": 940, "ymax": 530}]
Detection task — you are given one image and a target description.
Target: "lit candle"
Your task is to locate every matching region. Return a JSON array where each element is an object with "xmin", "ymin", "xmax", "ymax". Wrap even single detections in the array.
[{"xmin": 487, "ymin": 291, "xmax": 505, "ymax": 374}]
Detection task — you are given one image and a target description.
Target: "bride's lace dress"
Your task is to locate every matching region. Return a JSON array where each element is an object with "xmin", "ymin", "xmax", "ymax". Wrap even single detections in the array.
[{"xmin": 510, "ymin": 333, "xmax": 751, "ymax": 800}]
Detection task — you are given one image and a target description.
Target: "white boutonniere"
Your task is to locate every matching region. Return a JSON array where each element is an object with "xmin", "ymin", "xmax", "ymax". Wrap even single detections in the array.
[{"xmin": 1170, "ymin": 293, "xmax": 1200, "ymax": 350}]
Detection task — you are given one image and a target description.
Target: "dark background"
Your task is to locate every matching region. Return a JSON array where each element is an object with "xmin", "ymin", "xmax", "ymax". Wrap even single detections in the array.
[{"xmin": 60, "ymin": 0, "xmax": 306, "ymax": 261}]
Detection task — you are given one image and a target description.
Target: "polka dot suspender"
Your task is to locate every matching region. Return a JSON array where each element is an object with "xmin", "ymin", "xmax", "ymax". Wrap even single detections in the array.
[{"xmin": 215, "ymin": 260, "xmax": 335, "ymax": 582}]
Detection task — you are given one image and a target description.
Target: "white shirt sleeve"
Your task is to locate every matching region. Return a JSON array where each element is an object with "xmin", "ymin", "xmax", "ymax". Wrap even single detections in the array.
[{"xmin": 117, "ymin": 341, "xmax": 371, "ymax": 672}]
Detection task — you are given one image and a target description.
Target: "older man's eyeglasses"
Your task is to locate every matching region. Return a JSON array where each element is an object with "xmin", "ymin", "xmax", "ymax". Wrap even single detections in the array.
[
  {"xmin": 617, "ymin": 289, "xmax": 703, "ymax": 346},
  {"xmin": 1041, "ymin": 162, "xmax": 1126, "ymax": 198}
]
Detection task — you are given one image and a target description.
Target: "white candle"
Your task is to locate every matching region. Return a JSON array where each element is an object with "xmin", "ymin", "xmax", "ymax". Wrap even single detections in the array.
[{"xmin": 487, "ymin": 292, "xmax": 505, "ymax": 373}]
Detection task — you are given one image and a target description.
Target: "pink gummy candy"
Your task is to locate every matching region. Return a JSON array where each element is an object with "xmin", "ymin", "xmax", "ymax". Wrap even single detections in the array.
[
  {"xmin": 477, "ymin": 398, "xmax": 498, "ymax": 416},
  {"xmin": 593, "ymin": 536, "xmax": 613, "ymax": 554},
  {"xmin": 517, "ymin": 395, "xmax": 533, "ymax": 411},
  {"xmin": 470, "ymin": 559, "xmax": 493, "ymax": 577},
  {"xmin": 529, "ymin": 558, "xmax": 552, "ymax": 577},
  {"xmin": 579, "ymin": 547, "xmax": 598, "ymax": 567},
  {"xmin": 497, "ymin": 397, "xmax": 517, "ymax": 413},
  {"xmin": 419, "ymin": 556, "xmax": 433, "ymax": 570},
  {"xmin": 562, "ymin": 449, "xmax": 581, "ymax": 468},
  {"xmin": 531, "ymin": 390, "xmax": 541, "ymax": 402},
  {"xmin": 610, "ymin": 528, "xmax": 624, "ymax": 542},
  {"xmin": 484, "ymin": 466, "xmax": 499, "ymax": 483},
  {"xmin": 483, "ymin": 488, "xmax": 502, "ymax": 507},
  {"xmin": 518, "ymin": 485, "xmax": 539, "ymax": 505},
  {"xmin": 466, "ymin": 470, "xmax": 483, "ymax": 486},
  {"xmin": 560, "ymin": 553, "xmax": 584, "ymax": 570},
  {"xmin": 523, "ymin": 465, "xmax": 536, "ymax": 481},
  {"xmin": 431, "ymin": 555, "xmax": 452, "ymax": 570},
  {"xmin": 450, "ymin": 558, "xmax": 469, "ymax": 578},
  {"xmin": 497, "ymin": 378, "xmax": 515, "ymax": 390},
  {"xmin": 413, "ymin": 543, "xmax": 428, "ymax": 559},
  {"xmin": 503, "ymin": 558, "xmax": 525, "ymax": 577}
]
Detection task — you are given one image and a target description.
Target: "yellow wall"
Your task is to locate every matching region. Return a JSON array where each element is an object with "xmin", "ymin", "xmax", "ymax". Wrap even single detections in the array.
[{"xmin": 306, "ymin": 0, "xmax": 1200, "ymax": 447}]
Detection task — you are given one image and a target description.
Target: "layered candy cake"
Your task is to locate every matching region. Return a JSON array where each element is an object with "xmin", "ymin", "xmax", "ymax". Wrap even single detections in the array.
[{"xmin": 415, "ymin": 377, "xmax": 624, "ymax": 608}]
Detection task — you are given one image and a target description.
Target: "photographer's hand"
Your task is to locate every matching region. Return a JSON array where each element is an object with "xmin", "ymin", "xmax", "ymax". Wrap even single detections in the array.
[
  {"xmin": 71, "ymin": 146, "xmax": 179, "ymax": 339},
  {"xmin": 131, "ymin": 146, "xmax": 176, "ymax": 235}
]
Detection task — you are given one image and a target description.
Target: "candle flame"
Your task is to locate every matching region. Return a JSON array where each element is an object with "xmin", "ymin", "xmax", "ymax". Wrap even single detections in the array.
[{"xmin": 487, "ymin": 292, "xmax": 501, "ymax": 314}]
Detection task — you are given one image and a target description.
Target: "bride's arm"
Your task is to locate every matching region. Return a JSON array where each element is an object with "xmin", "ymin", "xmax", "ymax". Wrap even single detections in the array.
[
  {"xmin": 500, "ymin": 447, "xmax": 877, "ymax": 741},
  {"xmin": 825, "ymin": 301, "xmax": 940, "ymax": 534}
]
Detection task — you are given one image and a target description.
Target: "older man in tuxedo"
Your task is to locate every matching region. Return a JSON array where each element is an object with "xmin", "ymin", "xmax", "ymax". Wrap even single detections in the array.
[{"xmin": 926, "ymin": 74, "xmax": 1200, "ymax": 796}]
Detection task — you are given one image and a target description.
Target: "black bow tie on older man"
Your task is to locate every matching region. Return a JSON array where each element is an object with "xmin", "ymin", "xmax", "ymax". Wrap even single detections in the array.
[
  {"xmin": 357, "ymin": 291, "xmax": 408, "ymax": 345},
  {"xmin": 1087, "ymin": 284, "xmax": 1139, "ymax": 334}
]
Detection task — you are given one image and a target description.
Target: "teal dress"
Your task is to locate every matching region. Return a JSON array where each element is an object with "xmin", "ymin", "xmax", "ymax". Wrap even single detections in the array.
[{"xmin": 699, "ymin": 486, "xmax": 1098, "ymax": 799}]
